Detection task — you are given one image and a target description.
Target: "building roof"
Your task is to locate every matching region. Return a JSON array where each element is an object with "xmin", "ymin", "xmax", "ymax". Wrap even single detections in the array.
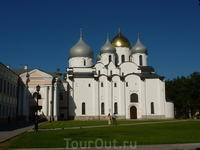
[
  {"xmin": 12, "ymin": 69, "xmax": 63, "ymax": 78},
  {"xmin": 96, "ymin": 54, "xmax": 101, "ymax": 61},
  {"xmin": 111, "ymin": 28, "xmax": 131, "ymax": 47},
  {"xmin": 131, "ymin": 38, "xmax": 147, "ymax": 54},
  {"xmin": 139, "ymin": 66, "xmax": 155, "ymax": 73},
  {"xmin": 12, "ymin": 69, "xmax": 34, "ymax": 75},
  {"xmin": 100, "ymin": 38, "xmax": 116, "ymax": 54},
  {"xmin": 0, "ymin": 62, "xmax": 19, "ymax": 77},
  {"xmin": 135, "ymin": 73, "xmax": 165, "ymax": 79},
  {"xmin": 69, "ymin": 36, "xmax": 94, "ymax": 58}
]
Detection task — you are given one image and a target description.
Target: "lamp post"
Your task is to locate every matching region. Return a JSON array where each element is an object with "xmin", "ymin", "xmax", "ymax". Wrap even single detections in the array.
[
  {"xmin": 49, "ymin": 101, "xmax": 52, "ymax": 123},
  {"xmin": 35, "ymin": 85, "xmax": 40, "ymax": 131}
]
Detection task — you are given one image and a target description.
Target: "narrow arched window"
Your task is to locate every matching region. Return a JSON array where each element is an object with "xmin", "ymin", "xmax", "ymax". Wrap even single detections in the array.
[
  {"xmin": 98, "ymin": 70, "xmax": 100, "ymax": 75},
  {"xmin": 101, "ymin": 103, "xmax": 105, "ymax": 115},
  {"xmin": 110, "ymin": 71, "xmax": 112, "ymax": 76},
  {"xmin": 7, "ymin": 82, "xmax": 9, "ymax": 95},
  {"xmin": 114, "ymin": 102, "xmax": 118, "ymax": 114},
  {"xmin": 139, "ymin": 55, "xmax": 143, "ymax": 66},
  {"xmin": 130, "ymin": 93, "xmax": 138, "ymax": 102},
  {"xmin": 114, "ymin": 83, "xmax": 117, "ymax": 87},
  {"xmin": 0, "ymin": 78, "xmax": 2, "ymax": 93},
  {"xmin": 0, "ymin": 104, "xmax": 1, "ymax": 116},
  {"xmin": 122, "ymin": 55, "xmax": 125, "ymax": 63},
  {"xmin": 4, "ymin": 80, "xmax": 6, "ymax": 94},
  {"xmin": 109, "ymin": 55, "xmax": 112, "ymax": 62},
  {"xmin": 151, "ymin": 102, "xmax": 154, "ymax": 114},
  {"xmin": 101, "ymin": 82, "xmax": 103, "ymax": 87},
  {"xmin": 82, "ymin": 102, "xmax": 85, "ymax": 114},
  {"xmin": 84, "ymin": 59, "xmax": 86, "ymax": 66}
]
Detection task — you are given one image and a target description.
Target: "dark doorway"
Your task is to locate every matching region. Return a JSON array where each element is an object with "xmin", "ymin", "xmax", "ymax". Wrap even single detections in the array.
[{"xmin": 130, "ymin": 106, "xmax": 137, "ymax": 119}]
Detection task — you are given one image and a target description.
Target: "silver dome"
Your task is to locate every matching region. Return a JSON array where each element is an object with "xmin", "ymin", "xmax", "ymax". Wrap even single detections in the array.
[
  {"xmin": 131, "ymin": 39, "xmax": 147, "ymax": 54},
  {"xmin": 69, "ymin": 37, "xmax": 94, "ymax": 58},
  {"xmin": 100, "ymin": 38, "xmax": 116, "ymax": 54},
  {"xmin": 96, "ymin": 54, "xmax": 101, "ymax": 61}
]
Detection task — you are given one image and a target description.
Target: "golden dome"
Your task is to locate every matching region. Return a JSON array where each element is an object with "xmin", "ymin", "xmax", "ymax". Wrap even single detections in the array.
[{"xmin": 111, "ymin": 28, "xmax": 131, "ymax": 47}]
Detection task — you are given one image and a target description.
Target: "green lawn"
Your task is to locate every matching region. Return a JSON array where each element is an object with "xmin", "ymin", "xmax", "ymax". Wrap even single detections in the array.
[
  {"xmin": 39, "ymin": 119, "xmax": 174, "ymax": 129},
  {"xmin": 1, "ymin": 120, "xmax": 200, "ymax": 149}
]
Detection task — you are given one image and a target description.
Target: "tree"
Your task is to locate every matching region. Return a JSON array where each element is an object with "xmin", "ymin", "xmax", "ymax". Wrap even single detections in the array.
[{"xmin": 166, "ymin": 72, "xmax": 200, "ymax": 119}]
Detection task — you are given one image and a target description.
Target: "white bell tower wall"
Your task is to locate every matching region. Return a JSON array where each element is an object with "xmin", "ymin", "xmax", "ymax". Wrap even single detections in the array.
[
  {"xmin": 116, "ymin": 47, "xmax": 131, "ymax": 65},
  {"xmin": 100, "ymin": 53, "xmax": 116, "ymax": 66},
  {"xmin": 69, "ymin": 57, "xmax": 93, "ymax": 67},
  {"xmin": 131, "ymin": 53, "xmax": 147, "ymax": 66}
]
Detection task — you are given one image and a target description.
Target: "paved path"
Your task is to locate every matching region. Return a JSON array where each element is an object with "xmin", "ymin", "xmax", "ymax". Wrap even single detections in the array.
[
  {"xmin": 0, "ymin": 122, "xmax": 35, "ymax": 143},
  {"xmin": 0, "ymin": 120, "xmax": 200, "ymax": 150},
  {"xmin": 9, "ymin": 143, "xmax": 200, "ymax": 150},
  {"xmin": 27, "ymin": 120, "xmax": 191, "ymax": 132}
]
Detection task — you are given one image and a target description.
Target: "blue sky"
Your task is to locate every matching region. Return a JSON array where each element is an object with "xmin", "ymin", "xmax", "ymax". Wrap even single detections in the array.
[{"xmin": 0, "ymin": 0, "xmax": 200, "ymax": 80}]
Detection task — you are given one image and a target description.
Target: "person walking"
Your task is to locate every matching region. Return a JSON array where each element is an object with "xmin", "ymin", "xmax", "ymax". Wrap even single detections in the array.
[
  {"xmin": 108, "ymin": 113, "xmax": 111, "ymax": 125},
  {"xmin": 112, "ymin": 113, "xmax": 117, "ymax": 125}
]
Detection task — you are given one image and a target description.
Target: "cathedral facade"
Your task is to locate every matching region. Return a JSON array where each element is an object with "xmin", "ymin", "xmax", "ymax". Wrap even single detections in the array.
[
  {"xmin": 66, "ymin": 29, "xmax": 174, "ymax": 120},
  {"xmin": 0, "ymin": 28, "xmax": 174, "ymax": 122}
]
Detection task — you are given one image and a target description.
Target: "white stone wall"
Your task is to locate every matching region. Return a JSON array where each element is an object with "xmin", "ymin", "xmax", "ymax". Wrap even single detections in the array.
[
  {"xmin": 131, "ymin": 53, "xmax": 147, "ymax": 66},
  {"xmin": 66, "ymin": 44, "xmax": 174, "ymax": 120},
  {"xmin": 73, "ymin": 78, "xmax": 95, "ymax": 116},
  {"xmin": 100, "ymin": 53, "xmax": 116, "ymax": 66},
  {"xmin": 145, "ymin": 79, "xmax": 160, "ymax": 116},
  {"xmin": 99, "ymin": 76, "xmax": 109, "ymax": 115},
  {"xmin": 116, "ymin": 47, "xmax": 131, "ymax": 65},
  {"xmin": 125, "ymin": 75, "xmax": 141, "ymax": 119},
  {"xmin": 69, "ymin": 57, "xmax": 93, "ymax": 67},
  {"xmin": 120, "ymin": 62, "xmax": 140, "ymax": 75},
  {"xmin": 165, "ymin": 101, "xmax": 174, "ymax": 118}
]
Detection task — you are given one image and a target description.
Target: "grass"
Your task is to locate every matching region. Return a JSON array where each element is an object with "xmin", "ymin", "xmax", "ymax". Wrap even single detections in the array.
[
  {"xmin": 0, "ymin": 120, "xmax": 200, "ymax": 150},
  {"xmin": 39, "ymin": 119, "xmax": 174, "ymax": 129}
]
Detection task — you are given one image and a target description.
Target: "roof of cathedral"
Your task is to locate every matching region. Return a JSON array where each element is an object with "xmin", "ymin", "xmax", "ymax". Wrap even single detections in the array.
[
  {"xmin": 69, "ymin": 35, "xmax": 94, "ymax": 58},
  {"xmin": 131, "ymin": 37, "xmax": 147, "ymax": 54},
  {"xmin": 100, "ymin": 38, "xmax": 116, "ymax": 54},
  {"xmin": 96, "ymin": 54, "xmax": 101, "ymax": 61},
  {"xmin": 111, "ymin": 28, "xmax": 131, "ymax": 47},
  {"xmin": 139, "ymin": 66, "xmax": 155, "ymax": 73},
  {"xmin": 136, "ymin": 66, "xmax": 165, "ymax": 79},
  {"xmin": 135, "ymin": 73, "xmax": 165, "ymax": 80}
]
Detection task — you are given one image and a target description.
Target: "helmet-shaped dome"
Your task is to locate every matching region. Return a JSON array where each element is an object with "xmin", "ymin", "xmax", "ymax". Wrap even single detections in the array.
[
  {"xmin": 111, "ymin": 28, "xmax": 131, "ymax": 47},
  {"xmin": 96, "ymin": 54, "xmax": 101, "ymax": 61},
  {"xmin": 100, "ymin": 38, "xmax": 116, "ymax": 54},
  {"xmin": 131, "ymin": 38, "xmax": 147, "ymax": 54},
  {"xmin": 69, "ymin": 36, "xmax": 94, "ymax": 58}
]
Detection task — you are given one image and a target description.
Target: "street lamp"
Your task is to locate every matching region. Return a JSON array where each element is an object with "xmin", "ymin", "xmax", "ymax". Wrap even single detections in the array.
[{"xmin": 35, "ymin": 85, "xmax": 40, "ymax": 131}]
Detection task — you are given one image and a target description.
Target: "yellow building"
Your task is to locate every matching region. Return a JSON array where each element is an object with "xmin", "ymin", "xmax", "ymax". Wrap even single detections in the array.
[{"xmin": 12, "ymin": 65, "xmax": 68, "ymax": 121}]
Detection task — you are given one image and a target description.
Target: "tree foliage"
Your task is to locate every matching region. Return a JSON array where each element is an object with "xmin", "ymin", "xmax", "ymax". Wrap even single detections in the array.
[{"xmin": 166, "ymin": 72, "xmax": 200, "ymax": 119}]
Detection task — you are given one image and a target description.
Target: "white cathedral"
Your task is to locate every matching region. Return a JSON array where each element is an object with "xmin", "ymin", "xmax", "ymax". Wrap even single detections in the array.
[
  {"xmin": 0, "ymin": 28, "xmax": 174, "ymax": 122},
  {"xmin": 66, "ymin": 28, "xmax": 174, "ymax": 120}
]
